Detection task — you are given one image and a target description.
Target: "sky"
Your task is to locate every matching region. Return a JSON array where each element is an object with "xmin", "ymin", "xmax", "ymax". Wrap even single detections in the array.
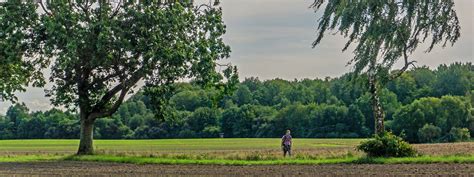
[{"xmin": 1, "ymin": 0, "xmax": 473, "ymax": 114}]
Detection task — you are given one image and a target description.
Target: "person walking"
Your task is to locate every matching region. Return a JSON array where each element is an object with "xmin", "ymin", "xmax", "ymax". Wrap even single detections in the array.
[{"xmin": 281, "ymin": 130, "xmax": 292, "ymax": 157}]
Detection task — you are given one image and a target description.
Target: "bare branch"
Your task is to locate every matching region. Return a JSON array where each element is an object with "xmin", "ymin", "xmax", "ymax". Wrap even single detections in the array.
[
  {"xmin": 38, "ymin": 0, "xmax": 52, "ymax": 16},
  {"xmin": 216, "ymin": 63, "xmax": 231, "ymax": 67},
  {"xmin": 109, "ymin": 0, "xmax": 122, "ymax": 19},
  {"xmin": 390, "ymin": 47, "xmax": 417, "ymax": 80}
]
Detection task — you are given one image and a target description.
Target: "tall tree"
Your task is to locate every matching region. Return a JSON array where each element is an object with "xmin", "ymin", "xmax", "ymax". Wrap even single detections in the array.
[
  {"xmin": 311, "ymin": 0, "xmax": 461, "ymax": 134},
  {"xmin": 1, "ymin": 0, "xmax": 235, "ymax": 154}
]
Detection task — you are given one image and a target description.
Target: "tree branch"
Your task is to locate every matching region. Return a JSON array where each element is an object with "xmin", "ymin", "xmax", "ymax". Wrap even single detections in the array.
[
  {"xmin": 91, "ymin": 72, "xmax": 121, "ymax": 86},
  {"xmin": 88, "ymin": 67, "xmax": 145, "ymax": 120},
  {"xmin": 38, "ymin": 0, "xmax": 52, "ymax": 16},
  {"xmin": 109, "ymin": 0, "xmax": 122, "ymax": 20},
  {"xmin": 390, "ymin": 48, "xmax": 417, "ymax": 80},
  {"xmin": 88, "ymin": 86, "xmax": 128, "ymax": 120}
]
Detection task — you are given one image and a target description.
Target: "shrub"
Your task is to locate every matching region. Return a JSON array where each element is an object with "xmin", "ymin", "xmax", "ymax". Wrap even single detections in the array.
[
  {"xmin": 418, "ymin": 124, "xmax": 442, "ymax": 143},
  {"xmin": 357, "ymin": 132, "xmax": 417, "ymax": 157},
  {"xmin": 446, "ymin": 127, "xmax": 470, "ymax": 142}
]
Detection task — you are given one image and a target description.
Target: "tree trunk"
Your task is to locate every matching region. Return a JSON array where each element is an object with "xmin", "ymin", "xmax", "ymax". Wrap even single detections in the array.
[
  {"xmin": 77, "ymin": 116, "xmax": 95, "ymax": 155},
  {"xmin": 369, "ymin": 75, "xmax": 385, "ymax": 135}
]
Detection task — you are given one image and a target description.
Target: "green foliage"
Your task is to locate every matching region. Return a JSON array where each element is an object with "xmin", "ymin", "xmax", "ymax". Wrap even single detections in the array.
[
  {"xmin": 233, "ymin": 85, "xmax": 253, "ymax": 106},
  {"xmin": 311, "ymin": 0, "xmax": 460, "ymax": 80},
  {"xmin": 418, "ymin": 124, "xmax": 442, "ymax": 143},
  {"xmin": 392, "ymin": 95, "xmax": 472, "ymax": 142},
  {"xmin": 387, "ymin": 73, "xmax": 416, "ymax": 104},
  {"xmin": 392, "ymin": 97, "xmax": 441, "ymax": 142},
  {"xmin": 311, "ymin": 0, "xmax": 462, "ymax": 135},
  {"xmin": 434, "ymin": 63, "xmax": 474, "ymax": 97},
  {"xmin": 220, "ymin": 104, "xmax": 276, "ymax": 138},
  {"xmin": 355, "ymin": 88, "xmax": 401, "ymax": 133},
  {"xmin": 187, "ymin": 107, "xmax": 220, "ymax": 137},
  {"xmin": 0, "ymin": 1, "xmax": 46, "ymax": 102},
  {"xmin": 1, "ymin": 0, "xmax": 234, "ymax": 154},
  {"xmin": 0, "ymin": 106, "xmax": 79, "ymax": 139},
  {"xmin": 95, "ymin": 118, "xmax": 132, "ymax": 139},
  {"xmin": 0, "ymin": 63, "xmax": 472, "ymax": 140},
  {"xmin": 169, "ymin": 90, "xmax": 213, "ymax": 111},
  {"xmin": 357, "ymin": 132, "xmax": 417, "ymax": 157},
  {"xmin": 446, "ymin": 127, "xmax": 470, "ymax": 142}
]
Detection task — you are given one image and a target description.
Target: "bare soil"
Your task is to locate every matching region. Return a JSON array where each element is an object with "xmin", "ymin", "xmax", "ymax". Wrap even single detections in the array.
[{"xmin": 0, "ymin": 161, "xmax": 472, "ymax": 177}]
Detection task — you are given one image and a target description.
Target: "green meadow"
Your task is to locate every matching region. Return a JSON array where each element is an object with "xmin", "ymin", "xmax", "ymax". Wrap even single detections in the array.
[
  {"xmin": 0, "ymin": 138, "xmax": 361, "ymax": 153},
  {"xmin": 0, "ymin": 139, "xmax": 473, "ymax": 165}
]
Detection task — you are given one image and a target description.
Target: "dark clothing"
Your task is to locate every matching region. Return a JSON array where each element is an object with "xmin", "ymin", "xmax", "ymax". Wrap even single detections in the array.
[
  {"xmin": 281, "ymin": 134, "xmax": 292, "ymax": 157},
  {"xmin": 282, "ymin": 144, "xmax": 291, "ymax": 157},
  {"xmin": 282, "ymin": 135, "xmax": 292, "ymax": 145}
]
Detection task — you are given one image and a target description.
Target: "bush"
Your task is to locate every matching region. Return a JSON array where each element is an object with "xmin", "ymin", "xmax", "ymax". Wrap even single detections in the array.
[
  {"xmin": 418, "ymin": 124, "xmax": 442, "ymax": 143},
  {"xmin": 357, "ymin": 132, "xmax": 417, "ymax": 157},
  {"xmin": 446, "ymin": 127, "xmax": 470, "ymax": 142}
]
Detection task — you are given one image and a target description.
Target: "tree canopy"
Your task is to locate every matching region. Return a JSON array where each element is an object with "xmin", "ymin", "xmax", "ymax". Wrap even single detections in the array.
[
  {"xmin": 312, "ymin": 0, "xmax": 460, "ymax": 78},
  {"xmin": 0, "ymin": 0, "xmax": 235, "ymax": 154},
  {"xmin": 0, "ymin": 2, "xmax": 45, "ymax": 102},
  {"xmin": 311, "ymin": 0, "xmax": 461, "ymax": 134}
]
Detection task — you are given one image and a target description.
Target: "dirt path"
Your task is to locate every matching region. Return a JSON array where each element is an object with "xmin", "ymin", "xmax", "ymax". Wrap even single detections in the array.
[{"xmin": 0, "ymin": 161, "xmax": 472, "ymax": 176}]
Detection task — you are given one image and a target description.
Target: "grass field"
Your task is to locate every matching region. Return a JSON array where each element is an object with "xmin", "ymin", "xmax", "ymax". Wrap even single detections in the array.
[{"xmin": 0, "ymin": 138, "xmax": 473, "ymax": 165}]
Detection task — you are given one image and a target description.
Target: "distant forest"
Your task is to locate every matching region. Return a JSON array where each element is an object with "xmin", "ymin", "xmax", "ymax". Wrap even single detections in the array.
[{"xmin": 1, "ymin": 62, "xmax": 473, "ymax": 143}]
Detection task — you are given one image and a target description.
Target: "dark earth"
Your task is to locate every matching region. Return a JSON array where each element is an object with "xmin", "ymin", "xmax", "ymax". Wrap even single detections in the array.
[{"xmin": 0, "ymin": 161, "xmax": 473, "ymax": 176}]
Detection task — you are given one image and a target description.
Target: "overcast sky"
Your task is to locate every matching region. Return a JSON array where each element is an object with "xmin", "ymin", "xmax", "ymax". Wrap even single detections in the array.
[{"xmin": 1, "ymin": 0, "xmax": 473, "ymax": 114}]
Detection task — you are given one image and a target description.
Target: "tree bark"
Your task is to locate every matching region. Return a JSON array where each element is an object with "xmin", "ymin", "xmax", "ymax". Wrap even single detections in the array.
[
  {"xmin": 77, "ymin": 114, "xmax": 95, "ymax": 155},
  {"xmin": 369, "ymin": 75, "xmax": 385, "ymax": 135}
]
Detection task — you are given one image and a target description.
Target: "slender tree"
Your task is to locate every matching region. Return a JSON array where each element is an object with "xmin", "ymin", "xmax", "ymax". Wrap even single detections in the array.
[
  {"xmin": 0, "ymin": 0, "xmax": 235, "ymax": 154},
  {"xmin": 311, "ymin": 0, "xmax": 461, "ymax": 134}
]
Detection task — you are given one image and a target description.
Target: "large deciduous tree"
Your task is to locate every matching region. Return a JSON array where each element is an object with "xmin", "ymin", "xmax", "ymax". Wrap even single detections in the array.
[
  {"xmin": 1, "ymin": 0, "xmax": 236, "ymax": 154},
  {"xmin": 311, "ymin": 0, "xmax": 461, "ymax": 134}
]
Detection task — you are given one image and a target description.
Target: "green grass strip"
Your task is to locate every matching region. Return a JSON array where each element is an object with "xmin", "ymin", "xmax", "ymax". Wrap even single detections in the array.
[
  {"xmin": 64, "ymin": 155, "xmax": 358, "ymax": 165},
  {"xmin": 64, "ymin": 155, "xmax": 474, "ymax": 166},
  {"xmin": 0, "ymin": 155, "xmax": 64, "ymax": 162},
  {"xmin": 1, "ymin": 154, "xmax": 473, "ymax": 165}
]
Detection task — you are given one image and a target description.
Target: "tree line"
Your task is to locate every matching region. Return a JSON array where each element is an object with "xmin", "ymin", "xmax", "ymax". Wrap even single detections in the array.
[{"xmin": 0, "ymin": 62, "xmax": 472, "ymax": 143}]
